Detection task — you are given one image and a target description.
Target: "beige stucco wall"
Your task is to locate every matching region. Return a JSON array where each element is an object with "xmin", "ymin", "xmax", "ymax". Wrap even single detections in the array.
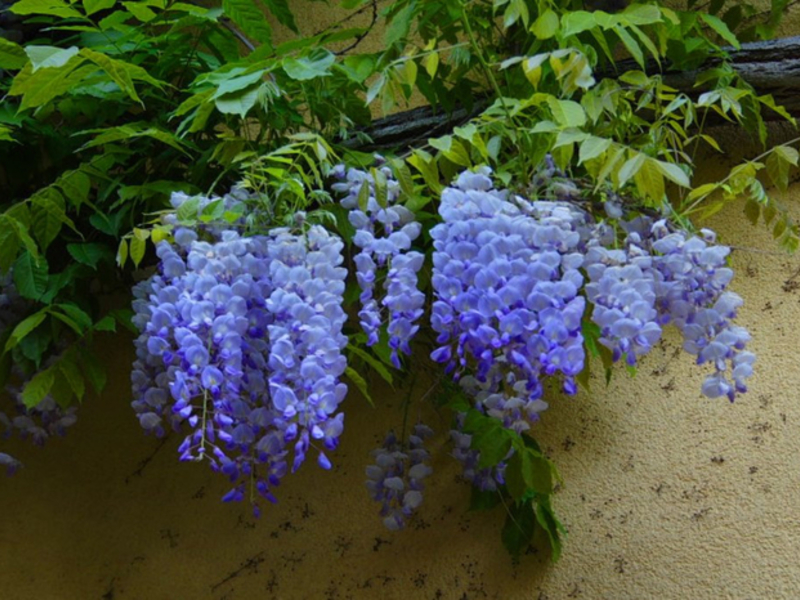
[{"xmin": 3, "ymin": 5, "xmax": 800, "ymax": 600}]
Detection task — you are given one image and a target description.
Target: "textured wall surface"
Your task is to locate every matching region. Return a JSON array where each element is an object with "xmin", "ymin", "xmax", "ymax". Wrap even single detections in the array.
[{"xmin": 3, "ymin": 4, "xmax": 800, "ymax": 600}]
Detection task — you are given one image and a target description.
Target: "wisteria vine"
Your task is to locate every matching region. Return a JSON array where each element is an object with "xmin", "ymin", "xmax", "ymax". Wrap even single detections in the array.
[{"xmin": 1, "ymin": 159, "xmax": 754, "ymax": 548}]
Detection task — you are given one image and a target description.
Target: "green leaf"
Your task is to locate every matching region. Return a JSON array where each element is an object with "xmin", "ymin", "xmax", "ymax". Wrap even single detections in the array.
[
  {"xmin": 129, "ymin": 235, "xmax": 147, "ymax": 267},
  {"xmin": 0, "ymin": 38, "xmax": 27, "ymax": 70},
  {"xmin": 54, "ymin": 304, "xmax": 93, "ymax": 333},
  {"xmin": 356, "ymin": 180, "xmax": 371, "ymax": 212},
  {"xmin": 342, "ymin": 54, "xmax": 376, "ymax": 84},
  {"xmin": 264, "ymin": 0, "xmax": 297, "ymax": 32},
  {"xmin": 547, "ymin": 98, "xmax": 586, "ymax": 128},
  {"xmin": 505, "ymin": 451, "xmax": 526, "ymax": 501},
  {"xmin": 25, "ymin": 45, "xmax": 80, "ymax": 72},
  {"xmin": 700, "ymin": 13, "xmax": 740, "ymax": 49},
  {"xmin": 93, "ymin": 316, "xmax": 117, "ymax": 332},
  {"xmin": 48, "ymin": 311, "xmax": 82, "ymax": 336},
  {"xmin": 79, "ymin": 48, "xmax": 164, "ymax": 105},
  {"xmin": 521, "ymin": 450, "xmax": 553, "ymax": 495},
  {"xmin": 635, "ymin": 158, "xmax": 666, "ymax": 204},
  {"xmin": 122, "ymin": 1, "xmax": 157, "ymax": 21},
  {"xmin": 535, "ymin": 495, "xmax": 566, "ymax": 561},
  {"xmin": 18, "ymin": 323, "xmax": 51, "ymax": 367},
  {"xmin": 13, "ymin": 253, "xmax": 48, "ymax": 301},
  {"xmin": 22, "ymin": 367, "xmax": 55, "ymax": 409},
  {"xmin": 200, "ymin": 198, "xmax": 226, "ymax": 222},
  {"xmin": 389, "ymin": 158, "xmax": 415, "ymax": 200},
  {"xmin": 385, "ymin": 1, "xmax": 415, "ymax": 46},
  {"xmin": 621, "ymin": 3, "xmax": 662, "ymax": 25},
  {"xmin": 347, "ymin": 345, "xmax": 393, "ymax": 386},
  {"xmin": 31, "ymin": 191, "xmax": 70, "ymax": 251},
  {"xmin": 561, "ymin": 10, "xmax": 596, "ymax": 37},
  {"xmin": 11, "ymin": 0, "xmax": 83, "ymax": 19},
  {"xmin": 408, "ymin": 150, "xmax": 442, "ymax": 193},
  {"xmin": 345, "ymin": 366, "xmax": 374, "ymax": 406},
  {"xmin": 66, "ymin": 243, "xmax": 108, "ymax": 270},
  {"xmin": 58, "ymin": 170, "xmax": 91, "ymax": 208},
  {"xmin": 614, "ymin": 26, "xmax": 644, "ymax": 68},
  {"xmin": 283, "ymin": 51, "xmax": 335, "ymax": 81},
  {"xmin": 108, "ymin": 309, "xmax": 136, "ymax": 334},
  {"xmin": 766, "ymin": 151, "xmax": 790, "ymax": 191},
  {"xmin": 84, "ymin": 0, "xmax": 116, "ymax": 15},
  {"xmin": 0, "ymin": 217, "xmax": 21, "ymax": 273},
  {"xmin": 654, "ymin": 160, "xmax": 691, "ymax": 188},
  {"xmin": 40, "ymin": 265, "xmax": 78, "ymax": 305},
  {"xmin": 4, "ymin": 214, "xmax": 38, "ymax": 261},
  {"xmin": 471, "ymin": 420, "xmax": 513, "ymax": 469},
  {"xmin": 80, "ymin": 350, "xmax": 107, "ymax": 394},
  {"xmin": 372, "ymin": 167, "xmax": 388, "ymax": 208},
  {"xmin": 430, "ymin": 135, "xmax": 471, "ymax": 167},
  {"xmin": 215, "ymin": 85, "xmax": 260, "ymax": 117},
  {"xmin": 80, "ymin": 123, "xmax": 190, "ymax": 155},
  {"xmin": 10, "ymin": 59, "xmax": 97, "ymax": 111},
  {"xmin": 116, "ymin": 239, "xmax": 128, "ymax": 267},
  {"xmin": 503, "ymin": 0, "xmax": 529, "ymax": 28},
  {"xmin": 579, "ymin": 136, "xmax": 611, "ymax": 164},
  {"xmin": 531, "ymin": 9, "xmax": 559, "ymax": 39},
  {"xmin": 222, "ymin": 0, "xmax": 273, "ymax": 47},
  {"xmin": 501, "ymin": 501, "xmax": 536, "ymax": 560},
  {"xmin": 60, "ymin": 360, "xmax": 86, "ymax": 402},
  {"xmin": 212, "ymin": 70, "xmax": 265, "ymax": 98},
  {"xmin": 5, "ymin": 309, "xmax": 49, "ymax": 352},
  {"xmin": 177, "ymin": 196, "xmax": 200, "ymax": 222},
  {"xmin": 618, "ymin": 152, "xmax": 646, "ymax": 186}
]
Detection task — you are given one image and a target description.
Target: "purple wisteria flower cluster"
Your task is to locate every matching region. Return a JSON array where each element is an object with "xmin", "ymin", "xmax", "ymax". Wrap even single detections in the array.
[
  {"xmin": 365, "ymin": 423, "xmax": 434, "ymax": 530},
  {"xmin": 646, "ymin": 220, "xmax": 754, "ymax": 400},
  {"xmin": 430, "ymin": 168, "xmax": 588, "ymax": 431},
  {"xmin": 584, "ymin": 227, "xmax": 663, "ymax": 366},
  {"xmin": 585, "ymin": 215, "xmax": 753, "ymax": 400},
  {"xmin": 131, "ymin": 191, "xmax": 348, "ymax": 512},
  {"xmin": 0, "ymin": 273, "xmax": 78, "ymax": 476},
  {"xmin": 331, "ymin": 161, "xmax": 425, "ymax": 368}
]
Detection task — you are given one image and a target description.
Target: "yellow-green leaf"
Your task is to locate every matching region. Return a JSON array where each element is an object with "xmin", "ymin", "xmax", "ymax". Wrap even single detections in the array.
[
  {"xmin": 531, "ymin": 9, "xmax": 559, "ymax": 39},
  {"xmin": 129, "ymin": 235, "xmax": 146, "ymax": 267},
  {"xmin": 22, "ymin": 366, "xmax": 55, "ymax": 409}
]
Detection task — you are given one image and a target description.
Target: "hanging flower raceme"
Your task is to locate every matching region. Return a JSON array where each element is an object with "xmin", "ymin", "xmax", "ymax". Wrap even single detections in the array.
[
  {"xmin": 131, "ymin": 191, "xmax": 348, "ymax": 513},
  {"xmin": 365, "ymin": 422, "xmax": 434, "ymax": 530},
  {"xmin": 430, "ymin": 168, "xmax": 588, "ymax": 430},
  {"xmin": 331, "ymin": 161, "xmax": 425, "ymax": 368}
]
